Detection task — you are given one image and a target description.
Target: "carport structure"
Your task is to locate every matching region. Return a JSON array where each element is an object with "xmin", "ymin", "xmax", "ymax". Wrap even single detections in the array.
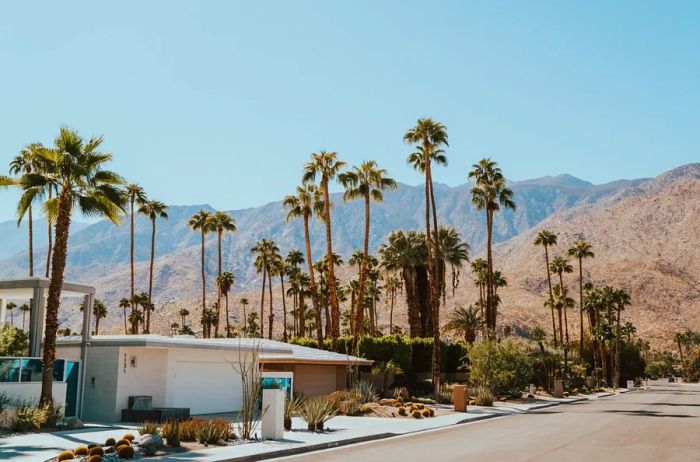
[{"xmin": 0, "ymin": 277, "xmax": 95, "ymax": 417}]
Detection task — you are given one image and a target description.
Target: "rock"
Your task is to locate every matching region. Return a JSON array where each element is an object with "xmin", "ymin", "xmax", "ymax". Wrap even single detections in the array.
[
  {"xmin": 134, "ymin": 434, "xmax": 163, "ymax": 456},
  {"xmin": 63, "ymin": 416, "xmax": 84, "ymax": 429}
]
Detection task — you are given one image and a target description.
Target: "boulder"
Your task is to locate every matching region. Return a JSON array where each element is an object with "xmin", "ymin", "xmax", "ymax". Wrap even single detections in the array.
[{"xmin": 134, "ymin": 434, "xmax": 163, "ymax": 456}]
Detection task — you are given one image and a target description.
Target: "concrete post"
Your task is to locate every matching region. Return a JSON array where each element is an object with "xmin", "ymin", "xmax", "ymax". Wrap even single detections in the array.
[
  {"xmin": 261, "ymin": 388, "xmax": 285, "ymax": 440},
  {"xmin": 29, "ymin": 287, "xmax": 45, "ymax": 357},
  {"xmin": 553, "ymin": 379, "xmax": 564, "ymax": 398}
]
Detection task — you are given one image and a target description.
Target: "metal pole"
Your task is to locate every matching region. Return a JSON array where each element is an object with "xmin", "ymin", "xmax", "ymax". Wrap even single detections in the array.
[{"xmin": 78, "ymin": 294, "xmax": 93, "ymax": 420}]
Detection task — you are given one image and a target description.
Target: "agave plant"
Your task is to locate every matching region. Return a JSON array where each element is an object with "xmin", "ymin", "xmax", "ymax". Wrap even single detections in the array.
[
  {"xmin": 284, "ymin": 396, "xmax": 305, "ymax": 430},
  {"xmin": 299, "ymin": 396, "xmax": 338, "ymax": 431},
  {"xmin": 350, "ymin": 380, "xmax": 379, "ymax": 404}
]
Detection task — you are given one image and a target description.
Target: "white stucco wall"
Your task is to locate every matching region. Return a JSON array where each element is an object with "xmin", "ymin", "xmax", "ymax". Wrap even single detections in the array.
[{"xmin": 0, "ymin": 382, "xmax": 68, "ymax": 407}]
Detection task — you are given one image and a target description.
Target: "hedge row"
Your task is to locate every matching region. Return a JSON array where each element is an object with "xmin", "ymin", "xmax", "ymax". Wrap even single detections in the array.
[{"xmin": 289, "ymin": 334, "xmax": 469, "ymax": 373}]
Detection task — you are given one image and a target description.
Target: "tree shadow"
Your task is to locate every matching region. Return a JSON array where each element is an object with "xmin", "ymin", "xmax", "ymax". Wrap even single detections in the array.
[{"xmin": 603, "ymin": 409, "xmax": 695, "ymax": 418}]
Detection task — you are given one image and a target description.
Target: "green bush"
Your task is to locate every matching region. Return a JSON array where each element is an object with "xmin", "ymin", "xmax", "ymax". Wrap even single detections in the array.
[
  {"xmin": 0, "ymin": 325, "xmax": 28, "ymax": 356},
  {"xmin": 12, "ymin": 403, "xmax": 49, "ymax": 432},
  {"xmin": 473, "ymin": 385, "xmax": 495, "ymax": 406},
  {"xmin": 467, "ymin": 339, "xmax": 533, "ymax": 397}
]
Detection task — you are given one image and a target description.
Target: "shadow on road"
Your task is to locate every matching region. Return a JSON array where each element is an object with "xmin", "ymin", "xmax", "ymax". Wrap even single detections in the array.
[{"xmin": 603, "ymin": 409, "xmax": 696, "ymax": 418}]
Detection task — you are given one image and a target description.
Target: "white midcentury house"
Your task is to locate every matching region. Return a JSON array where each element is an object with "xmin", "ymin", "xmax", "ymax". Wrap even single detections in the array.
[{"xmin": 55, "ymin": 335, "xmax": 372, "ymax": 422}]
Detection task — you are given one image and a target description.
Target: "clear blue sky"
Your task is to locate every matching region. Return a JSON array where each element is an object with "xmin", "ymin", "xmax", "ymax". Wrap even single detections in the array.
[{"xmin": 1, "ymin": 1, "xmax": 698, "ymax": 222}]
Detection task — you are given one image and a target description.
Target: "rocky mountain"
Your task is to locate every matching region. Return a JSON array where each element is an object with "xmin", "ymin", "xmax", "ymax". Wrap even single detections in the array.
[{"xmin": 1, "ymin": 164, "xmax": 698, "ymax": 350}]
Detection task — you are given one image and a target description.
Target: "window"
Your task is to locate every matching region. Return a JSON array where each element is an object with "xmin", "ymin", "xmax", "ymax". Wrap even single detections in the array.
[
  {"xmin": 18, "ymin": 358, "xmax": 65, "ymax": 382},
  {"xmin": 0, "ymin": 358, "xmax": 20, "ymax": 382}
]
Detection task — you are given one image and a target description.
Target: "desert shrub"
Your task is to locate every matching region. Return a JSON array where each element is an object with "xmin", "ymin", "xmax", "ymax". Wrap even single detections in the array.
[
  {"xmin": 89, "ymin": 447, "xmax": 104, "ymax": 457},
  {"xmin": 299, "ymin": 396, "xmax": 338, "ymax": 431},
  {"xmin": 57, "ymin": 450, "xmax": 74, "ymax": 461},
  {"xmin": 467, "ymin": 339, "xmax": 533, "ymax": 397},
  {"xmin": 337, "ymin": 393, "xmax": 363, "ymax": 416},
  {"xmin": 137, "ymin": 421, "xmax": 159, "ymax": 436},
  {"xmin": 122, "ymin": 433, "xmax": 135, "ymax": 441},
  {"xmin": 0, "ymin": 325, "xmax": 28, "ymax": 356},
  {"xmin": 421, "ymin": 408, "xmax": 431, "ymax": 418},
  {"xmin": 473, "ymin": 385, "xmax": 495, "ymax": 406},
  {"xmin": 12, "ymin": 403, "xmax": 49, "ymax": 432},
  {"xmin": 436, "ymin": 382, "xmax": 454, "ymax": 404},
  {"xmin": 88, "ymin": 456, "xmax": 102, "ymax": 462},
  {"xmin": 350, "ymin": 381, "xmax": 379, "ymax": 404},
  {"xmin": 104, "ymin": 437, "xmax": 116, "ymax": 447},
  {"xmin": 161, "ymin": 420, "xmax": 181, "ymax": 447},
  {"xmin": 117, "ymin": 445, "xmax": 135, "ymax": 459},
  {"xmin": 180, "ymin": 419, "xmax": 199, "ymax": 442},
  {"xmin": 427, "ymin": 407, "xmax": 435, "ymax": 417},
  {"xmin": 73, "ymin": 446, "xmax": 89, "ymax": 456},
  {"xmin": 397, "ymin": 406, "xmax": 407, "ymax": 416},
  {"xmin": 411, "ymin": 409, "xmax": 422, "ymax": 419},
  {"xmin": 195, "ymin": 419, "xmax": 231, "ymax": 446}
]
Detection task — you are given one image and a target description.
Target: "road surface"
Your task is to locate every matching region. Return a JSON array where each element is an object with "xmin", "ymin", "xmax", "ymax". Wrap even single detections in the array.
[{"xmin": 276, "ymin": 382, "xmax": 700, "ymax": 462}]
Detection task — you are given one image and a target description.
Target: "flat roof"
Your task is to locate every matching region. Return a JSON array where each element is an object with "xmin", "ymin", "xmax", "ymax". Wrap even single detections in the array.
[
  {"xmin": 56, "ymin": 335, "xmax": 373, "ymax": 365},
  {"xmin": 0, "ymin": 277, "xmax": 95, "ymax": 298}
]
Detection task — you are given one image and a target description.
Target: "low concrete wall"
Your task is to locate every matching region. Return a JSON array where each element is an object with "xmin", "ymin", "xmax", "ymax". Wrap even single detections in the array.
[{"xmin": 0, "ymin": 382, "xmax": 68, "ymax": 407}]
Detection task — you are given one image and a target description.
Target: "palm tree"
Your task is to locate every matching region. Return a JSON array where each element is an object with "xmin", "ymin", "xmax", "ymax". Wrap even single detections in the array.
[
  {"xmin": 9, "ymin": 143, "xmax": 44, "ymax": 276},
  {"xmin": 137, "ymin": 199, "xmax": 169, "ymax": 333},
  {"xmin": 188, "ymin": 209, "xmax": 214, "ymax": 333},
  {"xmin": 437, "ymin": 226, "xmax": 470, "ymax": 302},
  {"xmin": 549, "ymin": 256, "xmax": 574, "ymax": 344},
  {"xmin": 6, "ymin": 302, "xmax": 16, "ymax": 326},
  {"xmin": 125, "ymin": 184, "xmax": 147, "ymax": 318},
  {"xmin": 471, "ymin": 258, "xmax": 488, "ymax": 323},
  {"xmin": 239, "ymin": 298, "xmax": 249, "ymax": 336},
  {"xmin": 444, "ymin": 305, "xmax": 483, "ymax": 344},
  {"xmin": 20, "ymin": 304, "xmax": 30, "ymax": 331},
  {"xmin": 534, "ymin": 230, "xmax": 559, "ymax": 347},
  {"xmin": 218, "ymin": 271, "xmax": 235, "ymax": 338},
  {"xmin": 568, "ymin": 240, "xmax": 595, "ymax": 359},
  {"xmin": 13, "ymin": 127, "xmax": 126, "ymax": 406},
  {"xmin": 211, "ymin": 211, "xmax": 236, "ymax": 337},
  {"xmin": 274, "ymin": 260, "xmax": 291, "ymax": 342},
  {"xmin": 251, "ymin": 238, "xmax": 280, "ymax": 339},
  {"xmin": 302, "ymin": 151, "xmax": 346, "ymax": 349},
  {"xmin": 179, "ymin": 308, "xmax": 190, "ymax": 328},
  {"xmin": 404, "ymin": 118, "xmax": 449, "ymax": 396},
  {"xmin": 80, "ymin": 298, "xmax": 107, "ymax": 335},
  {"xmin": 384, "ymin": 276, "xmax": 402, "ymax": 334},
  {"xmin": 339, "ymin": 161, "xmax": 396, "ymax": 351},
  {"xmin": 469, "ymin": 159, "xmax": 516, "ymax": 332},
  {"xmin": 119, "ymin": 297, "xmax": 131, "ymax": 334},
  {"xmin": 612, "ymin": 288, "xmax": 631, "ymax": 387},
  {"xmin": 283, "ymin": 182, "xmax": 325, "ymax": 348}
]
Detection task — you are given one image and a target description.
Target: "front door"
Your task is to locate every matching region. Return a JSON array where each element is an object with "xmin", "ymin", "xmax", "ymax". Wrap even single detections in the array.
[{"xmin": 64, "ymin": 361, "xmax": 80, "ymax": 417}]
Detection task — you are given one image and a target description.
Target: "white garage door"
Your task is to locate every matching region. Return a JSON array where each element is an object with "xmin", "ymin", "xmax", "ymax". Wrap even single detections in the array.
[{"xmin": 172, "ymin": 361, "xmax": 242, "ymax": 415}]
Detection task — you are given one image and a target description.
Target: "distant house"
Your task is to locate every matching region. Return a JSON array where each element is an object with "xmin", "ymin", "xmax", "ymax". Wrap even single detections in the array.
[{"xmin": 55, "ymin": 335, "xmax": 371, "ymax": 422}]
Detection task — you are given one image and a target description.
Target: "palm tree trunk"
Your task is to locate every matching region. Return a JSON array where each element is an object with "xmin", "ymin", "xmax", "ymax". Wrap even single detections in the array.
[
  {"xmin": 45, "ymin": 187, "xmax": 53, "ymax": 277},
  {"xmin": 578, "ymin": 258, "xmax": 584, "ymax": 359},
  {"xmin": 303, "ymin": 215, "xmax": 324, "ymax": 349},
  {"xmin": 423, "ymin": 140, "xmax": 440, "ymax": 396},
  {"xmin": 486, "ymin": 210, "xmax": 494, "ymax": 330},
  {"xmin": 259, "ymin": 267, "xmax": 266, "ymax": 338},
  {"xmin": 389, "ymin": 290, "xmax": 395, "ymax": 334},
  {"xmin": 280, "ymin": 274, "xmax": 288, "ymax": 342},
  {"xmin": 215, "ymin": 230, "xmax": 223, "ymax": 338},
  {"xmin": 146, "ymin": 217, "xmax": 156, "ymax": 334},
  {"xmin": 352, "ymin": 195, "xmax": 371, "ymax": 354},
  {"xmin": 614, "ymin": 309, "xmax": 621, "ymax": 388},
  {"xmin": 123, "ymin": 307, "xmax": 128, "ymax": 334},
  {"xmin": 95, "ymin": 316, "xmax": 100, "ymax": 335},
  {"xmin": 28, "ymin": 205, "xmax": 34, "ymax": 277},
  {"xmin": 130, "ymin": 199, "xmax": 135, "ymax": 318},
  {"xmin": 200, "ymin": 229, "xmax": 207, "ymax": 335},
  {"xmin": 40, "ymin": 191, "xmax": 72, "ymax": 408},
  {"xmin": 267, "ymin": 268, "xmax": 274, "ymax": 339},
  {"xmin": 544, "ymin": 247, "xmax": 557, "ymax": 347},
  {"xmin": 321, "ymin": 179, "xmax": 340, "ymax": 349}
]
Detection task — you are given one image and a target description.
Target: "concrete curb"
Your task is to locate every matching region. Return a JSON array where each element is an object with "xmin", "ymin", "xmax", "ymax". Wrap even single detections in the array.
[{"xmin": 189, "ymin": 392, "xmax": 618, "ymax": 462}]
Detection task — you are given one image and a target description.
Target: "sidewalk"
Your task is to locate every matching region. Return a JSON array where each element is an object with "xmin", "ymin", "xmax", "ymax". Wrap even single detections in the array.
[{"xmin": 0, "ymin": 392, "xmax": 619, "ymax": 462}]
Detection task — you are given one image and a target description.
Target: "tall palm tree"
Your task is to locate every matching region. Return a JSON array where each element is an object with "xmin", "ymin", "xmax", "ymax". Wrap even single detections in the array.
[
  {"xmin": 125, "ymin": 184, "xmax": 147, "ymax": 317},
  {"xmin": 119, "ymin": 297, "xmax": 130, "ymax": 334},
  {"xmin": 534, "ymin": 230, "xmax": 558, "ymax": 347},
  {"xmin": 80, "ymin": 298, "xmax": 107, "ymax": 335},
  {"xmin": 549, "ymin": 256, "xmax": 574, "ymax": 344},
  {"xmin": 283, "ymin": 182, "xmax": 325, "ymax": 348},
  {"xmin": 13, "ymin": 127, "xmax": 126, "ymax": 406},
  {"xmin": 239, "ymin": 298, "xmax": 249, "ymax": 336},
  {"xmin": 302, "ymin": 151, "xmax": 346, "ymax": 349},
  {"xmin": 444, "ymin": 305, "xmax": 483, "ymax": 344},
  {"xmin": 437, "ymin": 226, "xmax": 470, "ymax": 302},
  {"xmin": 404, "ymin": 118, "xmax": 449, "ymax": 396},
  {"xmin": 251, "ymin": 238, "xmax": 280, "ymax": 339},
  {"xmin": 211, "ymin": 211, "xmax": 236, "ymax": 337},
  {"xmin": 6, "ymin": 302, "xmax": 16, "ymax": 326},
  {"xmin": 568, "ymin": 240, "xmax": 595, "ymax": 359},
  {"xmin": 137, "ymin": 199, "xmax": 169, "ymax": 333},
  {"xmin": 18, "ymin": 304, "xmax": 29, "ymax": 331},
  {"xmin": 218, "ymin": 271, "xmax": 235, "ymax": 338},
  {"xmin": 9, "ymin": 143, "xmax": 44, "ymax": 276},
  {"xmin": 470, "ymin": 258, "xmax": 488, "ymax": 323},
  {"xmin": 339, "ymin": 160, "xmax": 396, "ymax": 351},
  {"xmin": 384, "ymin": 275, "xmax": 402, "ymax": 334},
  {"xmin": 612, "ymin": 288, "xmax": 631, "ymax": 387},
  {"xmin": 179, "ymin": 308, "xmax": 190, "ymax": 328},
  {"xmin": 469, "ymin": 159, "xmax": 516, "ymax": 332},
  {"xmin": 274, "ymin": 260, "xmax": 291, "ymax": 342},
  {"xmin": 188, "ymin": 209, "xmax": 214, "ymax": 332}
]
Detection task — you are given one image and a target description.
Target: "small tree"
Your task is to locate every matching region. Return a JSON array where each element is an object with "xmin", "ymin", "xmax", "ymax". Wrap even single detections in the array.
[{"xmin": 230, "ymin": 341, "xmax": 265, "ymax": 440}]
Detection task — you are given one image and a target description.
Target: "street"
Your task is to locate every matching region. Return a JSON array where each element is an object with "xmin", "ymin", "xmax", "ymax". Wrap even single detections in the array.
[{"xmin": 276, "ymin": 382, "xmax": 700, "ymax": 462}]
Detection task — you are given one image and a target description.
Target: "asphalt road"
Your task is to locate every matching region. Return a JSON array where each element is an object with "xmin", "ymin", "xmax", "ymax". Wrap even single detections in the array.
[{"xmin": 276, "ymin": 382, "xmax": 700, "ymax": 462}]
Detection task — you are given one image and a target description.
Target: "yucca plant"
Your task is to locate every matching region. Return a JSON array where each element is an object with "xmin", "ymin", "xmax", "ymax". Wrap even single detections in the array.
[
  {"xmin": 474, "ymin": 385, "xmax": 495, "ymax": 406},
  {"xmin": 137, "ymin": 421, "xmax": 159, "ymax": 436},
  {"xmin": 284, "ymin": 396, "xmax": 304, "ymax": 430},
  {"xmin": 350, "ymin": 380, "xmax": 379, "ymax": 404},
  {"xmin": 299, "ymin": 396, "xmax": 338, "ymax": 431}
]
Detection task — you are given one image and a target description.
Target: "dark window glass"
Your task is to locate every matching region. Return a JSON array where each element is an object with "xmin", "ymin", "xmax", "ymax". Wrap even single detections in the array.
[
  {"xmin": 0, "ymin": 358, "xmax": 20, "ymax": 382},
  {"xmin": 19, "ymin": 358, "xmax": 65, "ymax": 382}
]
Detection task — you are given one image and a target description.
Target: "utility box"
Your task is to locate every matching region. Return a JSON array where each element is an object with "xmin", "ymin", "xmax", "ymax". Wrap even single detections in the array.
[
  {"xmin": 553, "ymin": 380, "xmax": 564, "ymax": 398},
  {"xmin": 453, "ymin": 384, "xmax": 467, "ymax": 412}
]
